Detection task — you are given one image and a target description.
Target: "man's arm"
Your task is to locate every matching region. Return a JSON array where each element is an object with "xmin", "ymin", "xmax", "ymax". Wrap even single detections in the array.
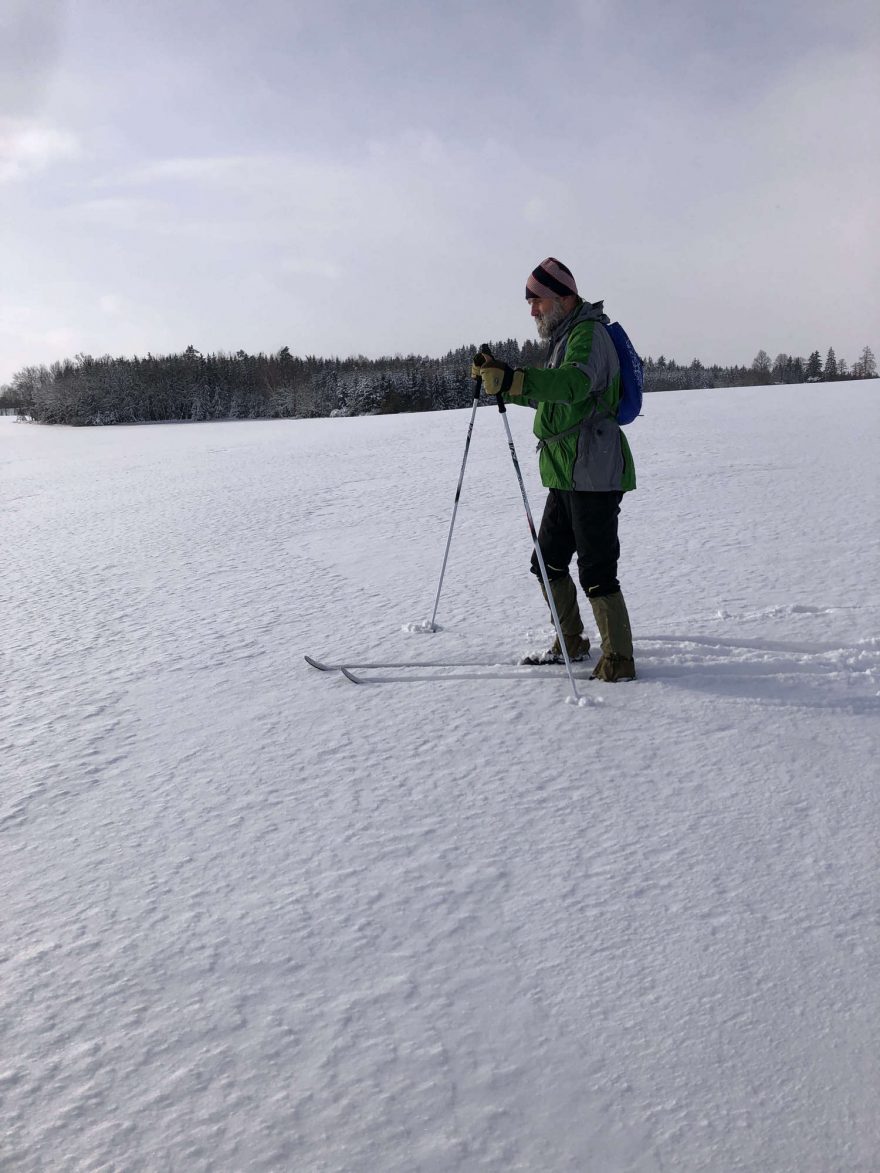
[{"xmin": 525, "ymin": 320, "xmax": 620, "ymax": 418}]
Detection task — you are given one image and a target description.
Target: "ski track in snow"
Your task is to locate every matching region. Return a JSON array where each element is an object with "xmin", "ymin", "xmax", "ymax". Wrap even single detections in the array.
[{"xmin": 2, "ymin": 384, "xmax": 879, "ymax": 1172}]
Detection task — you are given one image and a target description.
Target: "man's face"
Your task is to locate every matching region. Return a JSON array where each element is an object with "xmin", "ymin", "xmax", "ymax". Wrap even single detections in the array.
[{"xmin": 529, "ymin": 296, "xmax": 568, "ymax": 340}]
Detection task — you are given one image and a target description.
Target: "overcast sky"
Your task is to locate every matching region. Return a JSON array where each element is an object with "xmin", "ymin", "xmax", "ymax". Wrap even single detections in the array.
[{"xmin": 2, "ymin": 0, "xmax": 878, "ymax": 385}]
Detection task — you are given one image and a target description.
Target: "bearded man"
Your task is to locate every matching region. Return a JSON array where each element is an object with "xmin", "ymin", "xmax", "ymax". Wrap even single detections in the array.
[{"xmin": 471, "ymin": 257, "xmax": 637, "ymax": 681}]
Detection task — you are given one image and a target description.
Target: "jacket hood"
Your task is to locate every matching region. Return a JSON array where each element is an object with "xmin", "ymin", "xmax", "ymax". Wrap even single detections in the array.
[{"xmin": 569, "ymin": 298, "xmax": 609, "ymax": 326}]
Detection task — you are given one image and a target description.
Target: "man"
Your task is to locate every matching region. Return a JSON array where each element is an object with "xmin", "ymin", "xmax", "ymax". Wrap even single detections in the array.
[{"xmin": 471, "ymin": 257, "xmax": 636, "ymax": 681}]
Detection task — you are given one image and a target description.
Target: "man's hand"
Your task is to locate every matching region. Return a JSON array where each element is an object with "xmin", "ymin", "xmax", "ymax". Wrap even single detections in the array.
[{"xmin": 470, "ymin": 352, "xmax": 525, "ymax": 397}]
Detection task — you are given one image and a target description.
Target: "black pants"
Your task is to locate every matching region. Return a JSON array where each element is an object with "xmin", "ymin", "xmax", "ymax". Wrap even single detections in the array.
[{"xmin": 530, "ymin": 489, "xmax": 623, "ymax": 599}]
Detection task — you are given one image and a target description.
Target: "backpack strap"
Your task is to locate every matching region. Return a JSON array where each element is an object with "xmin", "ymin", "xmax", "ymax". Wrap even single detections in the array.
[{"xmin": 535, "ymin": 420, "xmax": 582, "ymax": 452}]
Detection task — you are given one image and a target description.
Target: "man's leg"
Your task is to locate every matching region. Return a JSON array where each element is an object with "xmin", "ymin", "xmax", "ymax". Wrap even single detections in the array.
[
  {"xmin": 530, "ymin": 488, "xmax": 576, "ymax": 583},
  {"xmin": 569, "ymin": 491, "xmax": 636, "ymax": 681},
  {"xmin": 524, "ymin": 490, "xmax": 590, "ymax": 661}
]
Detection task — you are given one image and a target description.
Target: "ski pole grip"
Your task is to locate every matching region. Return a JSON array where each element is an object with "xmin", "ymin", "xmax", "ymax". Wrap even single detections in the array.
[
  {"xmin": 471, "ymin": 349, "xmax": 486, "ymax": 399},
  {"xmin": 472, "ymin": 345, "xmax": 507, "ymax": 412}
]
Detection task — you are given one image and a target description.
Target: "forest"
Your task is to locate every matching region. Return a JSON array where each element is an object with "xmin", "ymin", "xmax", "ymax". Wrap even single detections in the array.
[{"xmin": 1, "ymin": 340, "xmax": 875, "ymax": 426}]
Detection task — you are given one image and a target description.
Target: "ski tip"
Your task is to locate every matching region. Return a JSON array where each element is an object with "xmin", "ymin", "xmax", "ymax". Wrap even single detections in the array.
[
  {"xmin": 340, "ymin": 667, "xmax": 366, "ymax": 684},
  {"xmin": 304, "ymin": 655, "xmax": 333, "ymax": 671}
]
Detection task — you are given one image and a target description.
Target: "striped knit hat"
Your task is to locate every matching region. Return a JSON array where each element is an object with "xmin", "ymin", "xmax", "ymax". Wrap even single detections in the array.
[{"xmin": 525, "ymin": 257, "xmax": 578, "ymax": 300}]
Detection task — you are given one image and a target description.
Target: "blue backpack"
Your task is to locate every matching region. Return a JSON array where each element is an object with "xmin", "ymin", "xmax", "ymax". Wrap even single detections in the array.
[{"xmin": 606, "ymin": 321, "xmax": 643, "ymax": 425}]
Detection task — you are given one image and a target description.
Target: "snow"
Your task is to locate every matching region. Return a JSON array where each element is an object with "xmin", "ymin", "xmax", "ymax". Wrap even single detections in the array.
[{"xmin": 2, "ymin": 383, "xmax": 879, "ymax": 1172}]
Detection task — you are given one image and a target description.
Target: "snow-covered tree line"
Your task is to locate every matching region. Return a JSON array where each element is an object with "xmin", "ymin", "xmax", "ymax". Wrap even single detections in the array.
[
  {"xmin": 0, "ymin": 339, "xmax": 538, "ymax": 425},
  {"xmin": 750, "ymin": 346, "xmax": 877, "ymax": 384},
  {"xmin": 652, "ymin": 345, "xmax": 877, "ymax": 391},
  {"xmin": 1, "ymin": 341, "xmax": 876, "ymax": 425}
]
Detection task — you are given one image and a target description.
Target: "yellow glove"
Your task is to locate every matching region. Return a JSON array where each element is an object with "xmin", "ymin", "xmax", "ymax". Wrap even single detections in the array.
[{"xmin": 470, "ymin": 353, "xmax": 525, "ymax": 397}]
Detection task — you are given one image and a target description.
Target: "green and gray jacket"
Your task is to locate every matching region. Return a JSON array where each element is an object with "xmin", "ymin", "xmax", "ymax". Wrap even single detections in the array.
[{"xmin": 508, "ymin": 299, "xmax": 636, "ymax": 493}]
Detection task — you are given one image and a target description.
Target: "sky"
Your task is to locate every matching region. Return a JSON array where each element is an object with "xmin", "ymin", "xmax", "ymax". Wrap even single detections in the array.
[{"xmin": 1, "ymin": 0, "xmax": 878, "ymax": 385}]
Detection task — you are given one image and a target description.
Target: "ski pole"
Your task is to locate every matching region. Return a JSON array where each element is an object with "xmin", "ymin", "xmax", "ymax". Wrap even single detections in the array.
[
  {"xmin": 474, "ymin": 349, "xmax": 583, "ymax": 704},
  {"xmin": 426, "ymin": 370, "xmax": 483, "ymax": 631}
]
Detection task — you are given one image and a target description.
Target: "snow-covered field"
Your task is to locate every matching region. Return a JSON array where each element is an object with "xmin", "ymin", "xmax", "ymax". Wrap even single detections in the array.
[{"xmin": 2, "ymin": 383, "xmax": 879, "ymax": 1172}]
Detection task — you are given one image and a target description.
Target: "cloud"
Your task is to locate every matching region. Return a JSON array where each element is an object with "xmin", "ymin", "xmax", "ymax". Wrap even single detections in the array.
[
  {"xmin": 279, "ymin": 258, "xmax": 342, "ymax": 280},
  {"xmin": 78, "ymin": 142, "xmax": 480, "ymax": 256},
  {"xmin": 0, "ymin": 117, "xmax": 80, "ymax": 183},
  {"xmin": 99, "ymin": 294, "xmax": 124, "ymax": 316},
  {"xmin": 0, "ymin": 302, "xmax": 79, "ymax": 380},
  {"xmin": 0, "ymin": 0, "xmax": 67, "ymax": 115},
  {"xmin": 1, "ymin": 0, "xmax": 876, "ymax": 382},
  {"xmin": 61, "ymin": 196, "xmax": 169, "ymax": 230}
]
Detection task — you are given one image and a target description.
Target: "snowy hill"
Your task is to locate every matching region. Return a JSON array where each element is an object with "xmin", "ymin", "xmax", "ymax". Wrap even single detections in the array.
[{"xmin": 3, "ymin": 383, "xmax": 879, "ymax": 1172}]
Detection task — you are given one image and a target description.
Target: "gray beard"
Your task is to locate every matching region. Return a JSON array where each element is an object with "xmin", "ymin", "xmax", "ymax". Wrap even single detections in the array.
[{"xmin": 535, "ymin": 300, "xmax": 568, "ymax": 340}]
